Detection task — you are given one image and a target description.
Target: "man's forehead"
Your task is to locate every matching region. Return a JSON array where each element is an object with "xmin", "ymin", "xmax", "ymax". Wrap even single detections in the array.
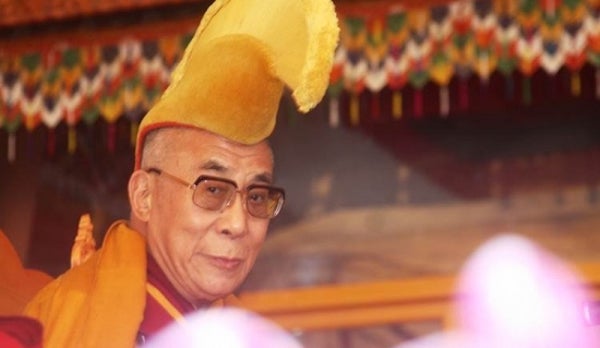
[
  {"xmin": 156, "ymin": 127, "xmax": 272, "ymax": 164},
  {"xmin": 197, "ymin": 158, "xmax": 274, "ymax": 183}
]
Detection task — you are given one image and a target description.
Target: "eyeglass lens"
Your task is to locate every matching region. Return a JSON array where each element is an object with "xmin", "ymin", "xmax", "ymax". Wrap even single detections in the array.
[{"xmin": 192, "ymin": 178, "xmax": 283, "ymax": 218}]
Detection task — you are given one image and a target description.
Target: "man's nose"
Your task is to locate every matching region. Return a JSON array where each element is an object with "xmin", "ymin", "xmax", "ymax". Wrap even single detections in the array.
[{"xmin": 218, "ymin": 192, "xmax": 248, "ymax": 238}]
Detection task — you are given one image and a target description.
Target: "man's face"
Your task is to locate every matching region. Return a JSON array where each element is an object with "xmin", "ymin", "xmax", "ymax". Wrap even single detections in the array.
[{"xmin": 145, "ymin": 128, "xmax": 274, "ymax": 305}]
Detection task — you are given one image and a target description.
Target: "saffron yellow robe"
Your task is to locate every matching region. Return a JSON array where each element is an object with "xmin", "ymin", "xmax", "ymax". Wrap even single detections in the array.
[
  {"xmin": 23, "ymin": 221, "xmax": 147, "ymax": 348},
  {"xmin": 0, "ymin": 229, "xmax": 52, "ymax": 316}
]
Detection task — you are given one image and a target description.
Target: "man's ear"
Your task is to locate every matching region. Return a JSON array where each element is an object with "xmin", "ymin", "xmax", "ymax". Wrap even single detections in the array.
[{"xmin": 128, "ymin": 170, "xmax": 152, "ymax": 222}]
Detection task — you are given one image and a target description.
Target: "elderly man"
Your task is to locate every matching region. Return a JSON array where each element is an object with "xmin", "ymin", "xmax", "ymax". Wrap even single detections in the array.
[{"xmin": 22, "ymin": 0, "xmax": 339, "ymax": 346}]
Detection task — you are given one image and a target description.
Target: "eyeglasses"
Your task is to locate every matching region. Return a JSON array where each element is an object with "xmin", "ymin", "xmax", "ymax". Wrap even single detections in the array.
[{"xmin": 145, "ymin": 167, "xmax": 285, "ymax": 219}]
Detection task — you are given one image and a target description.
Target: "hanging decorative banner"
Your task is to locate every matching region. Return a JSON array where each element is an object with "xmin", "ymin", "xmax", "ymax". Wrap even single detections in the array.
[
  {"xmin": 61, "ymin": 47, "xmax": 84, "ymax": 154},
  {"xmin": 328, "ymin": 49, "xmax": 345, "ymax": 127},
  {"xmin": 407, "ymin": 8, "xmax": 433, "ymax": 117},
  {"xmin": 1, "ymin": 0, "xmax": 600, "ymax": 151},
  {"xmin": 429, "ymin": 4, "xmax": 453, "ymax": 116},
  {"xmin": 386, "ymin": 8, "xmax": 410, "ymax": 119},
  {"xmin": 330, "ymin": 0, "xmax": 600, "ymax": 120}
]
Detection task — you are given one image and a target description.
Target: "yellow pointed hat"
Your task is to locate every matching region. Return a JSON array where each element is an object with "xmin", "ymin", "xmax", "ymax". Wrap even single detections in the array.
[{"xmin": 135, "ymin": 0, "xmax": 339, "ymax": 168}]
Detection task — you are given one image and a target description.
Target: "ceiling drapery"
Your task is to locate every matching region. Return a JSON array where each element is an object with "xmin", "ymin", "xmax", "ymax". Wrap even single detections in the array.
[
  {"xmin": 1, "ymin": 0, "xmax": 600, "ymax": 162},
  {"xmin": 329, "ymin": 0, "xmax": 600, "ymax": 124}
]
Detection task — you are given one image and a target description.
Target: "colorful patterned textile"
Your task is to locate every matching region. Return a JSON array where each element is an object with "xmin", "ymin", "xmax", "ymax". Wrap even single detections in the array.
[{"xmin": 2, "ymin": 0, "xmax": 600, "ymax": 160}]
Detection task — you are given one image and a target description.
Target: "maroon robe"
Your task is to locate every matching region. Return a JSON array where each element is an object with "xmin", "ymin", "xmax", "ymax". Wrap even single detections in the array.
[{"xmin": 136, "ymin": 254, "xmax": 197, "ymax": 344}]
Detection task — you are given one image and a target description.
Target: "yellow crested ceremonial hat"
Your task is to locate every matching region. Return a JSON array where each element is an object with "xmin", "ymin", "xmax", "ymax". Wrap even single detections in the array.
[{"xmin": 135, "ymin": 0, "xmax": 339, "ymax": 168}]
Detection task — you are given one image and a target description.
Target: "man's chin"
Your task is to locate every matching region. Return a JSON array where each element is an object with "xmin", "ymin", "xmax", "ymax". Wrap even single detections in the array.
[{"xmin": 201, "ymin": 281, "xmax": 241, "ymax": 300}]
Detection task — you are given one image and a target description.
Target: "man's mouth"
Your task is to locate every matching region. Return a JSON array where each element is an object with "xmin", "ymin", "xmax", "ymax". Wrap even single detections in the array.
[{"xmin": 208, "ymin": 255, "xmax": 243, "ymax": 270}]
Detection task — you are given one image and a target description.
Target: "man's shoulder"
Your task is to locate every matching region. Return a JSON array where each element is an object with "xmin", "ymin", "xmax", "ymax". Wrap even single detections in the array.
[
  {"xmin": 22, "ymin": 221, "xmax": 149, "ymax": 347},
  {"xmin": 25, "ymin": 220, "xmax": 145, "ymax": 312}
]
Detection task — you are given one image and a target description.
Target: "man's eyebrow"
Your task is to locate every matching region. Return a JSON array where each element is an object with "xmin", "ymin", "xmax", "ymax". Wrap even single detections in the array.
[
  {"xmin": 200, "ymin": 160, "xmax": 227, "ymax": 172},
  {"xmin": 253, "ymin": 173, "xmax": 273, "ymax": 185},
  {"xmin": 200, "ymin": 160, "xmax": 273, "ymax": 184}
]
